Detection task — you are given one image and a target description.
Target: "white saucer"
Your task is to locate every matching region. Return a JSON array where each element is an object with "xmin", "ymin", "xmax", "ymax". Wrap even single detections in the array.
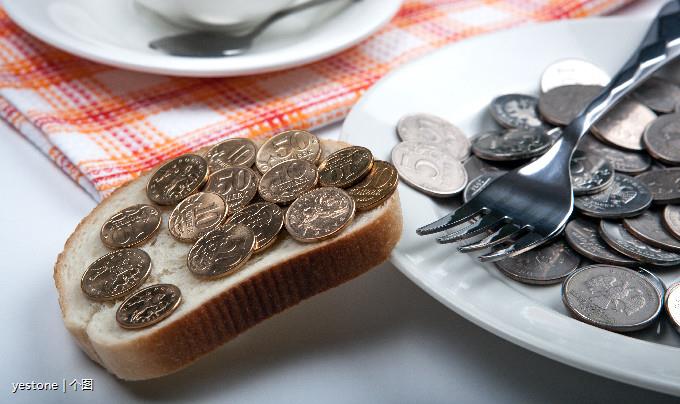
[
  {"xmin": 342, "ymin": 17, "xmax": 680, "ymax": 396},
  {"xmin": 2, "ymin": 0, "xmax": 401, "ymax": 77}
]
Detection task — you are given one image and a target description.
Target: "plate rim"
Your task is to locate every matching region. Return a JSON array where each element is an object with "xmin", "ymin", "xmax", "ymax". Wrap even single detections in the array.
[
  {"xmin": 341, "ymin": 16, "xmax": 680, "ymax": 396},
  {"xmin": 1, "ymin": 0, "xmax": 402, "ymax": 77}
]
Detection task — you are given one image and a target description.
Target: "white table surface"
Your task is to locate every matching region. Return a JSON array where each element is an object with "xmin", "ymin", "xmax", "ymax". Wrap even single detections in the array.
[{"xmin": 1, "ymin": 1, "xmax": 676, "ymax": 403}]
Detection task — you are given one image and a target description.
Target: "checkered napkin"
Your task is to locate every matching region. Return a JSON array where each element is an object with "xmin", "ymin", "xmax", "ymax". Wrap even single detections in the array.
[{"xmin": 0, "ymin": 0, "xmax": 633, "ymax": 200}]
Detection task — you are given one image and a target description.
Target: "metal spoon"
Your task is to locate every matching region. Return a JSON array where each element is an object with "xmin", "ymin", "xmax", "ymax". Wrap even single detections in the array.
[{"xmin": 149, "ymin": 0, "xmax": 353, "ymax": 57}]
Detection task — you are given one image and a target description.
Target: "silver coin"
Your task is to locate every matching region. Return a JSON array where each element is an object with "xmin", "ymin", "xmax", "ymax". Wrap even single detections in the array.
[
  {"xmin": 591, "ymin": 98, "xmax": 656, "ymax": 151},
  {"xmin": 636, "ymin": 168, "xmax": 680, "ymax": 204},
  {"xmin": 633, "ymin": 77, "xmax": 680, "ymax": 113},
  {"xmin": 538, "ymin": 85, "xmax": 603, "ymax": 126},
  {"xmin": 396, "ymin": 114, "xmax": 471, "ymax": 160},
  {"xmin": 562, "ymin": 264, "xmax": 662, "ymax": 332},
  {"xmin": 642, "ymin": 113, "xmax": 680, "ymax": 165},
  {"xmin": 545, "ymin": 127, "xmax": 562, "ymax": 143},
  {"xmin": 664, "ymin": 282, "xmax": 680, "ymax": 334},
  {"xmin": 540, "ymin": 59, "xmax": 610, "ymax": 93},
  {"xmin": 564, "ymin": 218, "xmax": 637, "ymax": 267},
  {"xmin": 623, "ymin": 210, "xmax": 680, "ymax": 252},
  {"xmin": 599, "ymin": 220, "xmax": 680, "ymax": 266},
  {"xmin": 574, "ymin": 174, "xmax": 652, "ymax": 218},
  {"xmin": 471, "ymin": 128, "xmax": 551, "ymax": 161},
  {"xmin": 489, "ymin": 94, "xmax": 545, "ymax": 129},
  {"xmin": 495, "ymin": 239, "xmax": 580, "ymax": 285},
  {"xmin": 663, "ymin": 205, "xmax": 680, "ymax": 240},
  {"xmin": 570, "ymin": 150, "xmax": 614, "ymax": 195},
  {"xmin": 637, "ymin": 268, "xmax": 666, "ymax": 301},
  {"xmin": 391, "ymin": 141, "xmax": 467, "ymax": 197},
  {"xmin": 462, "ymin": 155, "xmax": 501, "ymax": 183},
  {"xmin": 463, "ymin": 171, "xmax": 503, "ymax": 203},
  {"xmin": 577, "ymin": 135, "xmax": 651, "ymax": 174}
]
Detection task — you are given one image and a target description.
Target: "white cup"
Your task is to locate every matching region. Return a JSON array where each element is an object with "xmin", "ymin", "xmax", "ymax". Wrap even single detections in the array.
[{"xmin": 136, "ymin": 0, "xmax": 299, "ymax": 31}]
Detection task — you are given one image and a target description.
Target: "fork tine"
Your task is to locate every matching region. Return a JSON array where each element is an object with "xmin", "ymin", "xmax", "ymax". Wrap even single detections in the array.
[
  {"xmin": 416, "ymin": 203, "xmax": 485, "ymax": 235},
  {"xmin": 457, "ymin": 223, "xmax": 525, "ymax": 252},
  {"xmin": 436, "ymin": 212, "xmax": 508, "ymax": 244},
  {"xmin": 477, "ymin": 231, "xmax": 544, "ymax": 262}
]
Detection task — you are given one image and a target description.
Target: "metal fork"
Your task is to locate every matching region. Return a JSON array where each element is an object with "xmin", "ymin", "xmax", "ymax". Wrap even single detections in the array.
[{"xmin": 417, "ymin": 1, "xmax": 680, "ymax": 262}]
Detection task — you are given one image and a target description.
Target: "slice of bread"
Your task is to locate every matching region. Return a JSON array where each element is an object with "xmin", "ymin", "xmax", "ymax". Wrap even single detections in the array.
[{"xmin": 54, "ymin": 139, "xmax": 402, "ymax": 380}]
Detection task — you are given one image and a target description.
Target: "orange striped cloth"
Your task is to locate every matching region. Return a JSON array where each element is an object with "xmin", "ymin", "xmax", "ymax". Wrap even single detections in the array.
[{"xmin": 0, "ymin": 0, "xmax": 633, "ymax": 200}]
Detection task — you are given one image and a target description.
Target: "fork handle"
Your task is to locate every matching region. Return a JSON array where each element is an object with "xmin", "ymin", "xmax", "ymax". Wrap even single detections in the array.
[{"xmin": 562, "ymin": 0, "xmax": 680, "ymax": 146}]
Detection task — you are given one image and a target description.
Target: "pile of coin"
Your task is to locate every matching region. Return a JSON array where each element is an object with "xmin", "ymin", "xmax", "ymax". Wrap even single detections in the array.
[
  {"xmin": 399, "ymin": 58, "xmax": 680, "ymax": 335},
  {"xmin": 80, "ymin": 130, "xmax": 398, "ymax": 329}
]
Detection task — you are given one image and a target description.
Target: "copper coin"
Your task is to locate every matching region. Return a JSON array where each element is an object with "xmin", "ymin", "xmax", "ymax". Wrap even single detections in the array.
[
  {"xmin": 81, "ymin": 248, "xmax": 152, "ymax": 301},
  {"xmin": 663, "ymin": 205, "xmax": 680, "ymax": 240},
  {"xmin": 591, "ymin": 98, "xmax": 656, "ymax": 151},
  {"xmin": 636, "ymin": 168, "xmax": 680, "ymax": 204},
  {"xmin": 116, "ymin": 284, "xmax": 182, "ymax": 329},
  {"xmin": 187, "ymin": 224, "xmax": 255, "ymax": 279},
  {"xmin": 255, "ymin": 130, "xmax": 321, "ymax": 174},
  {"xmin": 623, "ymin": 210, "xmax": 680, "ymax": 252},
  {"xmin": 227, "ymin": 202, "xmax": 284, "ymax": 252},
  {"xmin": 538, "ymin": 84, "xmax": 603, "ymax": 126},
  {"xmin": 285, "ymin": 187, "xmax": 355, "ymax": 242},
  {"xmin": 206, "ymin": 138, "xmax": 257, "ymax": 171},
  {"xmin": 643, "ymin": 113, "xmax": 680, "ymax": 165},
  {"xmin": 204, "ymin": 166, "xmax": 259, "ymax": 212},
  {"xmin": 318, "ymin": 146, "xmax": 374, "ymax": 188},
  {"xmin": 100, "ymin": 204, "xmax": 161, "ymax": 248},
  {"xmin": 258, "ymin": 159, "xmax": 319, "ymax": 204},
  {"xmin": 346, "ymin": 160, "xmax": 399, "ymax": 211},
  {"xmin": 495, "ymin": 239, "xmax": 580, "ymax": 285},
  {"xmin": 146, "ymin": 154, "xmax": 208, "ymax": 206},
  {"xmin": 168, "ymin": 192, "xmax": 228, "ymax": 243}
]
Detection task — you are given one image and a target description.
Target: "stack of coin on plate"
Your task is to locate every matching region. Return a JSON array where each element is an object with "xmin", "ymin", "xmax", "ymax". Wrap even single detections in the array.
[
  {"xmin": 80, "ymin": 130, "xmax": 398, "ymax": 329},
  {"xmin": 398, "ymin": 58, "xmax": 680, "ymax": 335}
]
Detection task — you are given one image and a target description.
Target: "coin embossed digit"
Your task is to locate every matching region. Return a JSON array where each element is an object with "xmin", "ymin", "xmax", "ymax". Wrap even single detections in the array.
[
  {"xmin": 258, "ymin": 159, "xmax": 319, "ymax": 204},
  {"xmin": 187, "ymin": 224, "xmax": 255, "ymax": 279},
  {"xmin": 116, "ymin": 284, "xmax": 182, "ymax": 329},
  {"xmin": 204, "ymin": 166, "xmax": 259, "ymax": 212},
  {"xmin": 227, "ymin": 202, "xmax": 284, "ymax": 252},
  {"xmin": 100, "ymin": 204, "xmax": 161, "ymax": 248},
  {"xmin": 206, "ymin": 138, "xmax": 257, "ymax": 171},
  {"xmin": 346, "ymin": 160, "xmax": 399, "ymax": 211},
  {"xmin": 285, "ymin": 187, "xmax": 356, "ymax": 242},
  {"xmin": 168, "ymin": 192, "xmax": 228, "ymax": 242},
  {"xmin": 391, "ymin": 141, "xmax": 467, "ymax": 197},
  {"xmin": 146, "ymin": 154, "xmax": 208, "ymax": 205},
  {"xmin": 256, "ymin": 130, "xmax": 321, "ymax": 174},
  {"xmin": 318, "ymin": 146, "xmax": 374, "ymax": 188},
  {"xmin": 81, "ymin": 248, "xmax": 152, "ymax": 301}
]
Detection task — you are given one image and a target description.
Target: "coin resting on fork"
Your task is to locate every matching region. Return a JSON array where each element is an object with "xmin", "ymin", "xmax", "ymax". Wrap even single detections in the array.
[{"xmin": 390, "ymin": 1, "xmax": 680, "ymax": 265}]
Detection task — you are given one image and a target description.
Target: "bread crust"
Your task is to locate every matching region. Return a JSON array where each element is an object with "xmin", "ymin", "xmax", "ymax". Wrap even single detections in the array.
[{"xmin": 54, "ymin": 140, "xmax": 402, "ymax": 380}]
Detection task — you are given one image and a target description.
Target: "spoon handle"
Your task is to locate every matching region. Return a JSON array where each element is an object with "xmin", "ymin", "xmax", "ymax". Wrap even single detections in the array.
[{"xmin": 252, "ymin": 0, "xmax": 353, "ymax": 37}]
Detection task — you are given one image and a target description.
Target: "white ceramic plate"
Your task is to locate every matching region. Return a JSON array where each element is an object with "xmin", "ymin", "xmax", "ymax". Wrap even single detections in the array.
[
  {"xmin": 341, "ymin": 17, "xmax": 680, "ymax": 396},
  {"xmin": 1, "ymin": 0, "xmax": 401, "ymax": 77}
]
